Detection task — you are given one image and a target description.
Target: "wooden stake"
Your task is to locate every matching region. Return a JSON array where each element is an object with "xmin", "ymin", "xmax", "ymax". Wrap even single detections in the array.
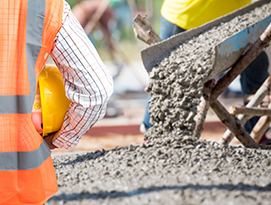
[
  {"xmin": 229, "ymin": 106, "xmax": 271, "ymax": 116},
  {"xmin": 250, "ymin": 98, "xmax": 271, "ymax": 143},
  {"xmin": 132, "ymin": 14, "xmax": 162, "ymax": 45},
  {"xmin": 211, "ymin": 100, "xmax": 259, "ymax": 148},
  {"xmin": 219, "ymin": 75, "xmax": 271, "ymax": 145},
  {"xmin": 193, "ymin": 79, "xmax": 214, "ymax": 139},
  {"xmin": 251, "ymin": 115, "xmax": 271, "ymax": 143}
]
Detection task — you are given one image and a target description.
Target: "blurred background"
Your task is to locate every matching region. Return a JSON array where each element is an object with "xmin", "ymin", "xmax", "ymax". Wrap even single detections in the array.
[{"xmin": 64, "ymin": 0, "xmax": 164, "ymax": 119}]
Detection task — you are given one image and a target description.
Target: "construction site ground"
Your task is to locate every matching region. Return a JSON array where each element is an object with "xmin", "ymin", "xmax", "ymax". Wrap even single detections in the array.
[{"xmin": 51, "ymin": 94, "xmax": 256, "ymax": 156}]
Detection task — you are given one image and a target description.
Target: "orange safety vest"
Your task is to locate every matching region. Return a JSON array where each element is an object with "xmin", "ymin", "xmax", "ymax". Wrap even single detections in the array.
[{"xmin": 0, "ymin": 0, "xmax": 63, "ymax": 204}]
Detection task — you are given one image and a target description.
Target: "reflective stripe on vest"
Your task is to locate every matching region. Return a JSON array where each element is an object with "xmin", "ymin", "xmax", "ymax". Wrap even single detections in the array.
[
  {"xmin": 0, "ymin": 0, "xmax": 45, "ymax": 114},
  {"xmin": 0, "ymin": 139, "xmax": 50, "ymax": 171}
]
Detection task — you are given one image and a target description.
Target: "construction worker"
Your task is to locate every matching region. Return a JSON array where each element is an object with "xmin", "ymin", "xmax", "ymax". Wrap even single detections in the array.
[
  {"xmin": 141, "ymin": 0, "xmax": 270, "ymax": 144},
  {"xmin": 0, "ymin": 0, "xmax": 113, "ymax": 204}
]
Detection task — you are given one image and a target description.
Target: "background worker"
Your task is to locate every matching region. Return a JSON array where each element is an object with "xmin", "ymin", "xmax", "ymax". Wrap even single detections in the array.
[
  {"xmin": 141, "ymin": 0, "xmax": 270, "ymax": 143},
  {"xmin": 0, "ymin": 0, "xmax": 113, "ymax": 204}
]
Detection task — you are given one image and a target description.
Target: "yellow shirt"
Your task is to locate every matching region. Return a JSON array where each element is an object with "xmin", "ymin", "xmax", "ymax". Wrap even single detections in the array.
[{"xmin": 161, "ymin": 0, "xmax": 251, "ymax": 30}]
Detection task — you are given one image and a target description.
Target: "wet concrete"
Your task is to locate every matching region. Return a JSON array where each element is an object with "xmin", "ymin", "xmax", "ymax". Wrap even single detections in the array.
[
  {"xmin": 145, "ymin": 2, "xmax": 271, "ymax": 144},
  {"xmin": 47, "ymin": 2, "xmax": 271, "ymax": 205},
  {"xmin": 48, "ymin": 138, "xmax": 271, "ymax": 205}
]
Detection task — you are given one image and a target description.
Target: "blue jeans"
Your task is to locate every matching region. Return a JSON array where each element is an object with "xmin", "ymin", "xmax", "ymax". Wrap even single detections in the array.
[
  {"xmin": 142, "ymin": 17, "xmax": 270, "ymax": 134},
  {"xmin": 159, "ymin": 16, "xmax": 186, "ymax": 40}
]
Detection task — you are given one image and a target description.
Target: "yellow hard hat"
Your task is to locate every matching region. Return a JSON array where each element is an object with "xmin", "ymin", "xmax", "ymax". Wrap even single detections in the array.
[{"xmin": 31, "ymin": 65, "xmax": 71, "ymax": 137}]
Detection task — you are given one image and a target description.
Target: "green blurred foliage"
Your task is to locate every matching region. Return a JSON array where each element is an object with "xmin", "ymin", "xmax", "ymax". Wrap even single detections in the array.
[{"xmin": 65, "ymin": 0, "xmax": 82, "ymax": 8}]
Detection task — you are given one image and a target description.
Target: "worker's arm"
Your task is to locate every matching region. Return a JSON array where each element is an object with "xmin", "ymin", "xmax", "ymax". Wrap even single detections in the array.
[{"xmin": 49, "ymin": 1, "xmax": 113, "ymax": 150}]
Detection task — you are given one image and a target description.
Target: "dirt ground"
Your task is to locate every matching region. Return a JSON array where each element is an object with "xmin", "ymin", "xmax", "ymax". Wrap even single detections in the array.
[
  {"xmin": 46, "ymin": 129, "xmax": 271, "ymax": 205},
  {"xmin": 51, "ymin": 128, "xmax": 238, "ymax": 156},
  {"xmin": 50, "ymin": 100, "xmax": 241, "ymax": 156}
]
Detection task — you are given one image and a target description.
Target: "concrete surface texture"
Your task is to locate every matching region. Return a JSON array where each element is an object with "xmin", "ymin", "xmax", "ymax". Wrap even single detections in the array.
[
  {"xmin": 48, "ymin": 138, "xmax": 271, "ymax": 205},
  {"xmin": 47, "ymin": 2, "xmax": 271, "ymax": 205}
]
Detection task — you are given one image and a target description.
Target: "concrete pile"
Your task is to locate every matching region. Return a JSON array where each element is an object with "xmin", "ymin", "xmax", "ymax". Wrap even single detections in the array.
[
  {"xmin": 145, "ymin": 2, "xmax": 271, "ymax": 144},
  {"xmin": 47, "ymin": 2, "xmax": 271, "ymax": 205}
]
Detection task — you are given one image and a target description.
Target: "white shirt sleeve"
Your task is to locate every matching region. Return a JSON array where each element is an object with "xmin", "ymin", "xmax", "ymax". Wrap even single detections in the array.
[{"xmin": 50, "ymin": 1, "xmax": 113, "ymax": 149}]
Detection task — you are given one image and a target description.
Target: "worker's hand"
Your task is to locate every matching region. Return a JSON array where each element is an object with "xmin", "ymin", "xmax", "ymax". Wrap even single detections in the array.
[{"xmin": 44, "ymin": 133, "xmax": 58, "ymax": 150}]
